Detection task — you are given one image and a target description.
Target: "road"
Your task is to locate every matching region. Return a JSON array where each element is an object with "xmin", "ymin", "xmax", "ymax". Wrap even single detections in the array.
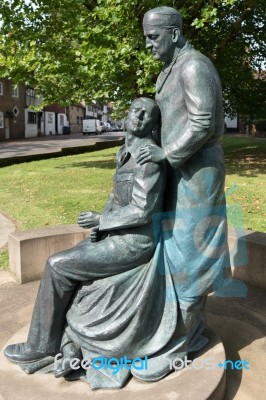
[{"xmin": 0, "ymin": 131, "xmax": 125, "ymax": 159}]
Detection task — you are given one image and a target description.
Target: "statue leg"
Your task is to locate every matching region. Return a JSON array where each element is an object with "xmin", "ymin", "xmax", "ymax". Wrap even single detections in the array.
[
  {"xmin": 4, "ymin": 254, "xmax": 81, "ymax": 363},
  {"xmin": 5, "ymin": 234, "xmax": 154, "ymax": 363}
]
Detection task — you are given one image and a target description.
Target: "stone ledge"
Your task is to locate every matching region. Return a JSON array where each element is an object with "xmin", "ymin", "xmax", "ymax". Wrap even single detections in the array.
[
  {"xmin": 8, "ymin": 225, "xmax": 90, "ymax": 284},
  {"xmin": 229, "ymin": 227, "xmax": 266, "ymax": 290},
  {"xmin": 8, "ymin": 225, "xmax": 266, "ymax": 288},
  {"xmin": 0, "ymin": 326, "xmax": 226, "ymax": 400}
]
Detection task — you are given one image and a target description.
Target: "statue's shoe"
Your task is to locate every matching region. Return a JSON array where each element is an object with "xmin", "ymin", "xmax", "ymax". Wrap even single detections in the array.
[
  {"xmin": 4, "ymin": 343, "xmax": 53, "ymax": 364},
  {"xmin": 131, "ymin": 356, "xmax": 172, "ymax": 382}
]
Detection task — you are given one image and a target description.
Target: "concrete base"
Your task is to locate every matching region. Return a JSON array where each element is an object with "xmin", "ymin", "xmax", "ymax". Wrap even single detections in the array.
[
  {"xmin": 230, "ymin": 228, "xmax": 266, "ymax": 289},
  {"xmin": 8, "ymin": 224, "xmax": 266, "ymax": 288},
  {"xmin": 8, "ymin": 225, "xmax": 90, "ymax": 283},
  {"xmin": 0, "ymin": 326, "xmax": 226, "ymax": 400}
]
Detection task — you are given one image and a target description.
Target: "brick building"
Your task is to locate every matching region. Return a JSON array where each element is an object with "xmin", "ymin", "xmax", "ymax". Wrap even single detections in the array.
[
  {"xmin": 0, "ymin": 78, "xmax": 114, "ymax": 141},
  {"xmin": 66, "ymin": 104, "xmax": 85, "ymax": 133},
  {"xmin": 0, "ymin": 79, "xmax": 26, "ymax": 141}
]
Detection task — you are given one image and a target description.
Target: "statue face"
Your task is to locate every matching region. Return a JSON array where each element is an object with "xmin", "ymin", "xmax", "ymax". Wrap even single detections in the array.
[
  {"xmin": 126, "ymin": 101, "xmax": 153, "ymax": 137},
  {"xmin": 143, "ymin": 23, "xmax": 176, "ymax": 63}
]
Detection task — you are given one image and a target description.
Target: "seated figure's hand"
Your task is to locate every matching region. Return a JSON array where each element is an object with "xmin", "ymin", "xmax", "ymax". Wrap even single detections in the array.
[
  {"xmin": 136, "ymin": 144, "xmax": 165, "ymax": 165},
  {"xmin": 89, "ymin": 226, "xmax": 101, "ymax": 242},
  {"xmin": 78, "ymin": 211, "xmax": 100, "ymax": 229}
]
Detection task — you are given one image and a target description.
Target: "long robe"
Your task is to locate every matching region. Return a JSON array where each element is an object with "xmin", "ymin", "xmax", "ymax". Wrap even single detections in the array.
[{"xmin": 151, "ymin": 42, "xmax": 230, "ymax": 362}]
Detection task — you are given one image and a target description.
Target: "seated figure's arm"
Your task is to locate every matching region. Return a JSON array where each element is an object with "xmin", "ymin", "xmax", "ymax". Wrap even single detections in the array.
[
  {"xmin": 98, "ymin": 161, "xmax": 165, "ymax": 231},
  {"xmin": 77, "ymin": 211, "xmax": 100, "ymax": 229},
  {"xmin": 77, "ymin": 192, "xmax": 114, "ymax": 229}
]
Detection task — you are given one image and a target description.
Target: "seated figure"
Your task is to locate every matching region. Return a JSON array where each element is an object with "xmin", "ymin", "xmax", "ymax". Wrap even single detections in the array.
[{"xmin": 5, "ymin": 98, "xmax": 180, "ymax": 387}]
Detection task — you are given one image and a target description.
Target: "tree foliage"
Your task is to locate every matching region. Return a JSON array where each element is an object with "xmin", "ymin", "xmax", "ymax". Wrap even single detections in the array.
[{"xmin": 0, "ymin": 0, "xmax": 265, "ymax": 118}]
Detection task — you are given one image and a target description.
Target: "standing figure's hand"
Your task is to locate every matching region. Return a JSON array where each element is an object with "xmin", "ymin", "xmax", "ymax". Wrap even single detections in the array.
[
  {"xmin": 136, "ymin": 145, "xmax": 165, "ymax": 165},
  {"xmin": 78, "ymin": 211, "xmax": 100, "ymax": 229}
]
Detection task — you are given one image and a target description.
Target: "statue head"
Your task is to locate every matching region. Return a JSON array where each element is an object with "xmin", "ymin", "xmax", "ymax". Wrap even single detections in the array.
[
  {"xmin": 143, "ymin": 7, "xmax": 183, "ymax": 64},
  {"xmin": 126, "ymin": 97, "xmax": 160, "ymax": 139}
]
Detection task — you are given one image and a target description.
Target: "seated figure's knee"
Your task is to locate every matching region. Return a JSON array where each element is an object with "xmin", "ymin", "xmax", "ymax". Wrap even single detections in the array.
[
  {"xmin": 46, "ymin": 250, "xmax": 72, "ymax": 276},
  {"xmin": 46, "ymin": 254, "xmax": 61, "ymax": 274}
]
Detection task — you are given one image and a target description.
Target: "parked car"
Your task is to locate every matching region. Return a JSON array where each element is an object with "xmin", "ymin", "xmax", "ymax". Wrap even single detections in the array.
[
  {"xmin": 103, "ymin": 122, "xmax": 113, "ymax": 132},
  {"xmin": 101, "ymin": 122, "xmax": 107, "ymax": 133},
  {"xmin": 112, "ymin": 124, "xmax": 120, "ymax": 131},
  {"xmin": 82, "ymin": 119, "xmax": 103, "ymax": 135}
]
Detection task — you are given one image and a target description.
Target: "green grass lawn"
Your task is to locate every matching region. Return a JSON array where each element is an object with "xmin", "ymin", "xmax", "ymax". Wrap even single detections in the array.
[
  {"xmin": 0, "ymin": 136, "xmax": 265, "ymax": 270},
  {"xmin": 0, "ymin": 147, "xmax": 117, "ymax": 230},
  {"xmin": 222, "ymin": 136, "xmax": 266, "ymax": 232}
]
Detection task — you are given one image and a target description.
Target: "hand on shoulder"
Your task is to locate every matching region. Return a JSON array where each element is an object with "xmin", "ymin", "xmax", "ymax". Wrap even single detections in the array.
[{"xmin": 136, "ymin": 144, "xmax": 165, "ymax": 165}]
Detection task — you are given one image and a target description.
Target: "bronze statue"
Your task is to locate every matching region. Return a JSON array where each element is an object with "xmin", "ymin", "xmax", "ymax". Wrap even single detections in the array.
[
  {"xmin": 4, "ymin": 97, "xmax": 166, "ymax": 364},
  {"xmin": 133, "ymin": 6, "xmax": 229, "ymax": 381},
  {"xmin": 5, "ymin": 98, "xmax": 179, "ymax": 389},
  {"xmin": 4, "ymin": 6, "xmax": 229, "ymax": 391}
]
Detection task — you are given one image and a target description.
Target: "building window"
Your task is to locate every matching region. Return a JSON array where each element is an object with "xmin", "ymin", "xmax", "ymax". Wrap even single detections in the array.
[
  {"xmin": 48, "ymin": 113, "xmax": 53, "ymax": 123},
  {"xmin": 26, "ymin": 88, "xmax": 36, "ymax": 97},
  {"xmin": 0, "ymin": 111, "xmax": 3, "ymax": 128},
  {"xmin": 0, "ymin": 82, "xmax": 3, "ymax": 95},
  {"xmin": 12, "ymin": 85, "xmax": 19, "ymax": 97},
  {"xmin": 59, "ymin": 115, "xmax": 64, "ymax": 126},
  {"xmin": 28, "ymin": 112, "xmax": 37, "ymax": 124},
  {"xmin": 13, "ymin": 106, "xmax": 19, "ymax": 117},
  {"xmin": 77, "ymin": 116, "xmax": 80, "ymax": 124}
]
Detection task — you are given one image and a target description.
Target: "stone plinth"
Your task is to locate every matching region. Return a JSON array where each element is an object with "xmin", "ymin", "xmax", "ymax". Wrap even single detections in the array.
[
  {"xmin": 8, "ymin": 225, "xmax": 90, "ymax": 283},
  {"xmin": 0, "ymin": 326, "xmax": 226, "ymax": 400},
  {"xmin": 229, "ymin": 228, "xmax": 266, "ymax": 290}
]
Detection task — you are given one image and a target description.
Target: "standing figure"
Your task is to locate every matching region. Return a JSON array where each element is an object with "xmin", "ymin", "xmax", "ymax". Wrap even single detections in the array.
[{"xmin": 136, "ymin": 6, "xmax": 229, "ymax": 380}]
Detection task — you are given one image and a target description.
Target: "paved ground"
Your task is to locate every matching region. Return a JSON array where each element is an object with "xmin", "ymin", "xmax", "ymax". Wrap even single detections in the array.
[{"xmin": 0, "ymin": 131, "xmax": 125, "ymax": 159}]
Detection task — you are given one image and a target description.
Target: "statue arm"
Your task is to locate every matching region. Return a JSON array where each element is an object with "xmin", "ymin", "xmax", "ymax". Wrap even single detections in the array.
[
  {"xmin": 77, "ymin": 211, "xmax": 100, "ymax": 229},
  {"xmin": 136, "ymin": 143, "xmax": 165, "ymax": 165},
  {"xmin": 164, "ymin": 60, "xmax": 217, "ymax": 168},
  {"xmin": 98, "ymin": 162, "xmax": 164, "ymax": 231},
  {"xmin": 77, "ymin": 193, "xmax": 114, "ymax": 229},
  {"xmin": 77, "ymin": 149, "xmax": 118, "ymax": 229}
]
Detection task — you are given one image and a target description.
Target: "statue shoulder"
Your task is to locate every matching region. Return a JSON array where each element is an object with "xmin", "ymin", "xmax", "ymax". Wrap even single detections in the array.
[{"xmin": 180, "ymin": 52, "xmax": 213, "ymax": 81}]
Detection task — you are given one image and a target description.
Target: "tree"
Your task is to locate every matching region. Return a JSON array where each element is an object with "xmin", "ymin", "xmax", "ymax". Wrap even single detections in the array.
[{"xmin": 0, "ymin": 0, "xmax": 265, "ymax": 118}]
